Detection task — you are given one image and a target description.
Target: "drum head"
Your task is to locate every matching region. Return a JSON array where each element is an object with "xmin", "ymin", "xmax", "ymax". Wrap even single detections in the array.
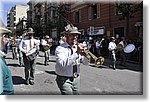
[
  {"xmin": 124, "ymin": 44, "xmax": 135, "ymax": 53},
  {"xmin": 26, "ymin": 48, "xmax": 37, "ymax": 56}
]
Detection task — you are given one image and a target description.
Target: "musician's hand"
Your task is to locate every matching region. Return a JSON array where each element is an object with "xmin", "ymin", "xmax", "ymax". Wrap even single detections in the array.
[
  {"xmin": 24, "ymin": 51, "xmax": 28, "ymax": 54},
  {"xmin": 76, "ymin": 43, "xmax": 84, "ymax": 55}
]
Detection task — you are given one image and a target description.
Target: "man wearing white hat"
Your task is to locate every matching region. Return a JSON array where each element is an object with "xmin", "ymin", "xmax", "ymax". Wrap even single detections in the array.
[
  {"xmin": 0, "ymin": 26, "xmax": 14, "ymax": 94},
  {"xmin": 55, "ymin": 25, "xmax": 88, "ymax": 95},
  {"xmin": 19, "ymin": 28, "xmax": 39, "ymax": 85},
  {"xmin": 41, "ymin": 35, "xmax": 52, "ymax": 66}
]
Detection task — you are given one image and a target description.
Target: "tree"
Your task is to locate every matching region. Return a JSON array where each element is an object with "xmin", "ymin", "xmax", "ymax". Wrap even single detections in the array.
[{"xmin": 115, "ymin": 1, "xmax": 143, "ymax": 37}]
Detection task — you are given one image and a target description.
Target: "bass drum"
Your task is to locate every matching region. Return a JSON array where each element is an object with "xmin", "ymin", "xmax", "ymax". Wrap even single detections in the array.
[
  {"xmin": 26, "ymin": 48, "xmax": 38, "ymax": 61},
  {"xmin": 123, "ymin": 44, "xmax": 136, "ymax": 55}
]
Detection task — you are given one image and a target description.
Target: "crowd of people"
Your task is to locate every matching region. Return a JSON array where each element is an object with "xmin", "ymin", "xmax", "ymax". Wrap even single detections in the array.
[{"xmin": 0, "ymin": 24, "xmax": 143, "ymax": 95}]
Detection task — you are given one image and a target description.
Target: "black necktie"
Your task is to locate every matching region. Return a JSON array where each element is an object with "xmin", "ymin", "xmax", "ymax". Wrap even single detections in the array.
[
  {"xmin": 68, "ymin": 46, "xmax": 73, "ymax": 55},
  {"xmin": 68, "ymin": 46, "xmax": 78, "ymax": 78}
]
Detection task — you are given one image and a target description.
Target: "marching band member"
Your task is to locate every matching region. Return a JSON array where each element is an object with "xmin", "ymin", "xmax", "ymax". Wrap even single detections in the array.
[
  {"xmin": 41, "ymin": 35, "xmax": 52, "ymax": 66},
  {"xmin": 19, "ymin": 28, "xmax": 39, "ymax": 85},
  {"xmin": 11, "ymin": 35, "xmax": 18, "ymax": 60},
  {"xmin": 108, "ymin": 37, "xmax": 117, "ymax": 70},
  {"xmin": 55, "ymin": 25, "xmax": 88, "ymax": 95},
  {"xmin": 119, "ymin": 37, "xmax": 127, "ymax": 67},
  {"xmin": 17, "ymin": 36, "xmax": 24, "ymax": 67}
]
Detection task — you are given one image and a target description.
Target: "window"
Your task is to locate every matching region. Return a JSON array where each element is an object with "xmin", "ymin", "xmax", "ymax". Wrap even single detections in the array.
[
  {"xmin": 74, "ymin": 10, "xmax": 81, "ymax": 23},
  {"xmin": 115, "ymin": 0, "xmax": 122, "ymax": 15},
  {"xmin": 88, "ymin": 4, "xmax": 100, "ymax": 20},
  {"xmin": 114, "ymin": 27, "xmax": 125, "ymax": 38}
]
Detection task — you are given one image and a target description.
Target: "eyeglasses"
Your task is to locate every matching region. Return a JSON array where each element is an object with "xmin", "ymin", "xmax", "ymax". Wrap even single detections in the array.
[{"xmin": 68, "ymin": 34, "xmax": 78, "ymax": 37}]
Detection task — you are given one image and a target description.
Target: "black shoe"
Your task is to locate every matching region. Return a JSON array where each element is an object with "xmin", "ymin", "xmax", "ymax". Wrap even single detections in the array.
[
  {"xmin": 113, "ymin": 67, "xmax": 116, "ymax": 70},
  {"xmin": 29, "ymin": 80, "xmax": 34, "ymax": 85},
  {"xmin": 25, "ymin": 81, "xmax": 29, "ymax": 85},
  {"xmin": 44, "ymin": 63, "xmax": 49, "ymax": 66}
]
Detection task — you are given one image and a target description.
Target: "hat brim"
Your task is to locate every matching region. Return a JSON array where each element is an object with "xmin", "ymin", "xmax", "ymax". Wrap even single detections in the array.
[
  {"xmin": 69, "ymin": 31, "xmax": 81, "ymax": 34},
  {"xmin": 0, "ymin": 27, "xmax": 12, "ymax": 33},
  {"xmin": 28, "ymin": 31, "xmax": 35, "ymax": 34}
]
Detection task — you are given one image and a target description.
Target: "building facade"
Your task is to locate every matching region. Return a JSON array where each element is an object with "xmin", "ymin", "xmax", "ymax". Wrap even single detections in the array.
[
  {"xmin": 68, "ymin": 1, "xmax": 143, "ymax": 40},
  {"xmin": 7, "ymin": 5, "xmax": 29, "ymax": 35},
  {"xmin": 27, "ymin": 0, "xmax": 71, "ymax": 38}
]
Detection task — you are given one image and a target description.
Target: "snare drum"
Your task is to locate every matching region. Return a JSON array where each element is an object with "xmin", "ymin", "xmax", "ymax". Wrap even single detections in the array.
[
  {"xmin": 26, "ymin": 48, "xmax": 38, "ymax": 61},
  {"xmin": 123, "ymin": 44, "xmax": 136, "ymax": 55}
]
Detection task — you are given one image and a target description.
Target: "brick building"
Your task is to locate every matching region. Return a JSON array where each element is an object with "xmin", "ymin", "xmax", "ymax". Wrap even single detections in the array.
[{"xmin": 68, "ymin": 1, "xmax": 143, "ymax": 40}]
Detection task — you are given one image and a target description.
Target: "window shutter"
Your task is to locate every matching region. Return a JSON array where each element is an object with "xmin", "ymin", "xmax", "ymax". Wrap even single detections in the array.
[
  {"xmin": 79, "ymin": 10, "xmax": 81, "ymax": 22},
  {"xmin": 73, "ymin": 12, "xmax": 75, "ymax": 23},
  {"xmin": 88, "ymin": 6, "xmax": 92, "ymax": 20},
  {"xmin": 97, "ymin": 4, "xmax": 100, "ymax": 18}
]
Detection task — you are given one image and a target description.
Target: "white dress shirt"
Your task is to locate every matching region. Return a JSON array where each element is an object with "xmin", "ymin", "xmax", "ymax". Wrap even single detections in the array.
[
  {"xmin": 41, "ymin": 39, "xmax": 47, "ymax": 46},
  {"xmin": 55, "ymin": 42, "xmax": 88, "ymax": 77},
  {"xmin": 19, "ymin": 37, "xmax": 38, "ymax": 54},
  {"xmin": 108, "ymin": 42, "xmax": 117, "ymax": 51},
  {"xmin": 119, "ymin": 41, "xmax": 125, "ymax": 47},
  {"xmin": 96, "ymin": 41, "xmax": 100, "ymax": 48}
]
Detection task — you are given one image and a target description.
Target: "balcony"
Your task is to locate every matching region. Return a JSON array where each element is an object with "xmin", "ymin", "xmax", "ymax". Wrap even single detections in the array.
[{"xmin": 34, "ymin": 2, "xmax": 42, "ymax": 8}]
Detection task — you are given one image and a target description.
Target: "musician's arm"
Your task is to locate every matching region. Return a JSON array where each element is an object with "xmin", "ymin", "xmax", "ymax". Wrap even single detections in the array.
[
  {"xmin": 34, "ymin": 39, "xmax": 40, "ymax": 49},
  {"xmin": 55, "ymin": 46, "xmax": 79, "ymax": 69},
  {"xmin": 19, "ymin": 40, "xmax": 27, "ymax": 54}
]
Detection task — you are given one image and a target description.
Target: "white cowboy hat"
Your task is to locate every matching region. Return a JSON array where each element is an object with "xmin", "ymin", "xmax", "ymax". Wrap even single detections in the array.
[
  {"xmin": 45, "ymin": 35, "xmax": 49, "ymax": 39},
  {"xmin": 69, "ymin": 27, "xmax": 81, "ymax": 34},
  {"xmin": 27, "ymin": 27, "xmax": 35, "ymax": 34},
  {"xmin": 0, "ymin": 27, "xmax": 12, "ymax": 33},
  {"xmin": 65, "ymin": 24, "xmax": 81, "ymax": 34}
]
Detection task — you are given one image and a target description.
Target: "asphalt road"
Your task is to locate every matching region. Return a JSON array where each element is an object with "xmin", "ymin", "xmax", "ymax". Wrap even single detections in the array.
[{"xmin": 5, "ymin": 50, "xmax": 143, "ymax": 95}]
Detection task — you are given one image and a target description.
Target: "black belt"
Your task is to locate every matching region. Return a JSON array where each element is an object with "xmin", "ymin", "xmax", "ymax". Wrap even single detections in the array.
[{"xmin": 57, "ymin": 74, "xmax": 79, "ymax": 81}]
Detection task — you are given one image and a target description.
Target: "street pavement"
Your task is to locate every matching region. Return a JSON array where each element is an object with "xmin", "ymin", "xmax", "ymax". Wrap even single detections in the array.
[{"xmin": 5, "ymin": 50, "xmax": 143, "ymax": 95}]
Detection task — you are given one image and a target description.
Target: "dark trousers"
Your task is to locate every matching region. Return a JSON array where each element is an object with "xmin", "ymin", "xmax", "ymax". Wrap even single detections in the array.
[
  {"xmin": 12, "ymin": 47, "xmax": 17, "ymax": 59},
  {"xmin": 120, "ymin": 51, "xmax": 126, "ymax": 65},
  {"xmin": 44, "ymin": 49, "xmax": 50, "ymax": 65},
  {"xmin": 23, "ymin": 53, "xmax": 36, "ymax": 83}
]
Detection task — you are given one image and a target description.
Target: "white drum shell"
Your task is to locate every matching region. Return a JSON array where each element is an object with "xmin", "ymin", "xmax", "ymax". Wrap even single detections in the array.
[{"xmin": 26, "ymin": 48, "xmax": 38, "ymax": 61}]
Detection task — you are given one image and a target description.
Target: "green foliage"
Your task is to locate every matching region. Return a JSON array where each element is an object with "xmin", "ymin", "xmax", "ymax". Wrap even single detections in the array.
[{"xmin": 115, "ymin": 1, "xmax": 143, "ymax": 18}]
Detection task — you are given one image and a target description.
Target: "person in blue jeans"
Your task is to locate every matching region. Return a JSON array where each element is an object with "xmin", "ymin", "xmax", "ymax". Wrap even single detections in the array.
[
  {"xmin": 0, "ymin": 27, "xmax": 14, "ymax": 95},
  {"xmin": 0, "ymin": 41, "xmax": 14, "ymax": 95},
  {"xmin": 0, "ymin": 53, "xmax": 14, "ymax": 95}
]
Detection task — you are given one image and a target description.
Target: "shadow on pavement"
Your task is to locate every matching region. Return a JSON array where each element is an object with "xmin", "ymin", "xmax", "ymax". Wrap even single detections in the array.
[
  {"xmin": 49, "ymin": 60, "xmax": 56, "ymax": 62},
  {"xmin": 12, "ymin": 76, "xmax": 26, "ymax": 85},
  {"xmin": 36, "ymin": 62, "xmax": 44, "ymax": 65},
  {"xmin": 117, "ymin": 64, "xmax": 143, "ymax": 72},
  {"xmin": 5, "ymin": 57, "xmax": 12, "ymax": 59},
  {"xmin": 7, "ymin": 63, "xmax": 20, "ymax": 67},
  {"xmin": 45, "ymin": 70, "xmax": 57, "ymax": 76}
]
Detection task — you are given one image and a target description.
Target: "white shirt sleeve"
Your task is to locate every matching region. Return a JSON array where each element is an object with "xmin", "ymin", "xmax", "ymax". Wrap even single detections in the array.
[
  {"xmin": 41, "ymin": 39, "xmax": 47, "ymax": 46},
  {"xmin": 19, "ymin": 39, "xmax": 27, "ymax": 53},
  {"xmin": 55, "ymin": 46, "xmax": 79, "ymax": 68}
]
